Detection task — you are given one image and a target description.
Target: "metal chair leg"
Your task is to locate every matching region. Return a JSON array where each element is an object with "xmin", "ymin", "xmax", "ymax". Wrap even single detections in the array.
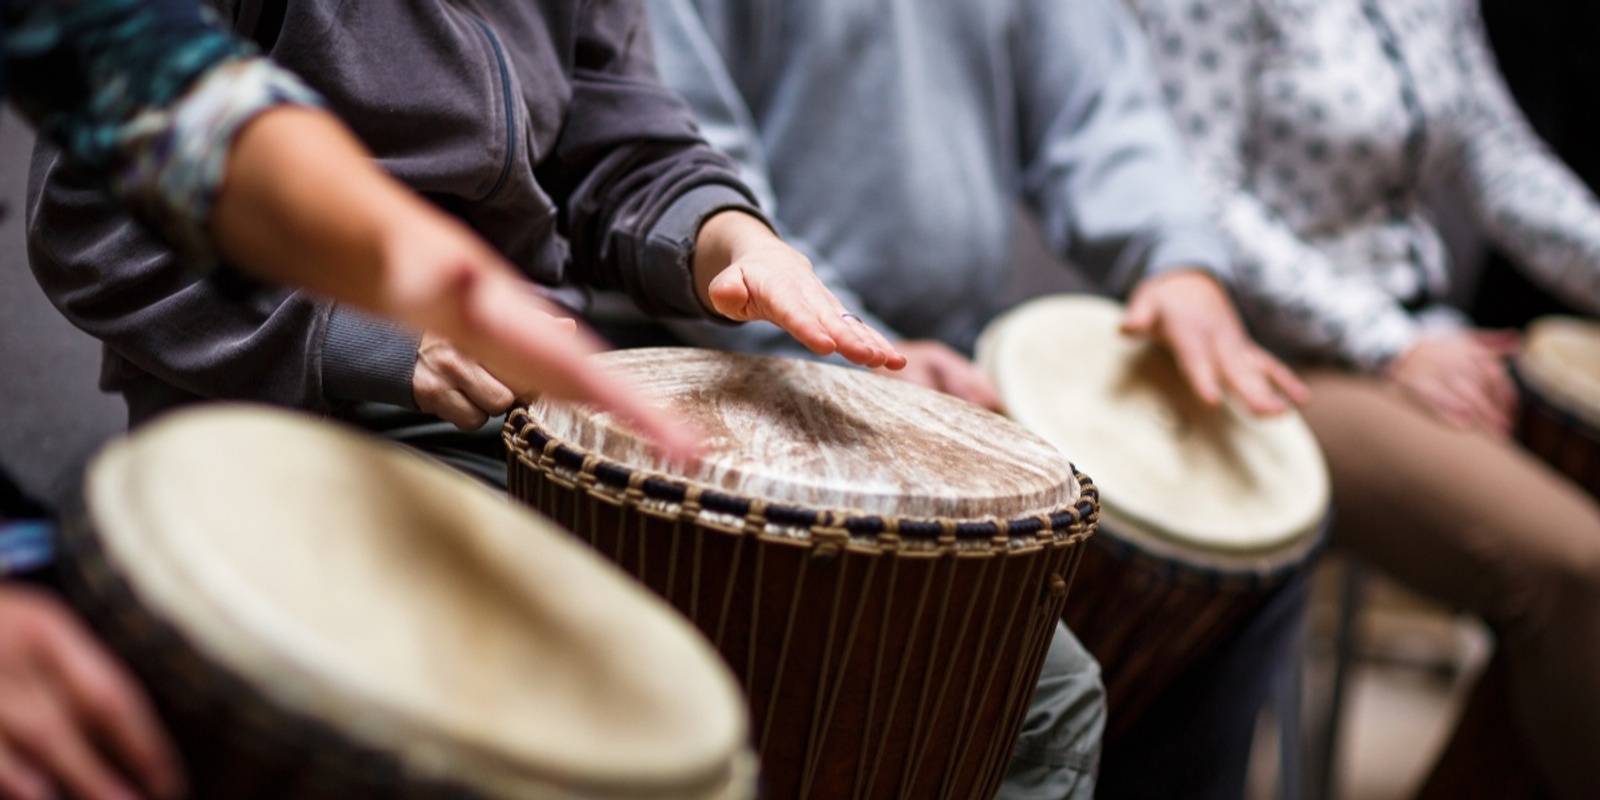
[{"xmin": 1313, "ymin": 564, "xmax": 1368, "ymax": 800}]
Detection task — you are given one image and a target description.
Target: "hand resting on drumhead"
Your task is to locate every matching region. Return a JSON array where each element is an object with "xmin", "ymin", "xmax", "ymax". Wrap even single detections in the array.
[
  {"xmin": 874, "ymin": 340, "xmax": 1005, "ymax": 412},
  {"xmin": 1121, "ymin": 269, "xmax": 1311, "ymax": 415},
  {"xmin": 1385, "ymin": 329, "xmax": 1521, "ymax": 435},
  {"xmin": 0, "ymin": 585, "xmax": 183, "ymax": 800},
  {"xmin": 691, "ymin": 211, "xmax": 908, "ymax": 371}
]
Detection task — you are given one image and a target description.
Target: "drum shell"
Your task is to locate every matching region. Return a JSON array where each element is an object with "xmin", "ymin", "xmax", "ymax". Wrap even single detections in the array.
[
  {"xmin": 508, "ymin": 420, "xmax": 1093, "ymax": 800},
  {"xmin": 1514, "ymin": 366, "xmax": 1600, "ymax": 498},
  {"xmin": 55, "ymin": 514, "xmax": 486, "ymax": 800},
  {"xmin": 1064, "ymin": 517, "xmax": 1325, "ymax": 743}
]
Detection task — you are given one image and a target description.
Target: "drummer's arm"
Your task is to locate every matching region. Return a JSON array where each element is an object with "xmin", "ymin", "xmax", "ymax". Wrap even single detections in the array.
[
  {"xmin": 1010, "ymin": 0, "xmax": 1305, "ymax": 413},
  {"xmin": 538, "ymin": 3, "xmax": 901, "ymax": 371},
  {"xmin": 0, "ymin": 583, "xmax": 183, "ymax": 800}
]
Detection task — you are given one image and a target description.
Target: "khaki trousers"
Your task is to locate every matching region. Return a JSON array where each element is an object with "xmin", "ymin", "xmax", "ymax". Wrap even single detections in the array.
[{"xmin": 1301, "ymin": 371, "xmax": 1600, "ymax": 800}]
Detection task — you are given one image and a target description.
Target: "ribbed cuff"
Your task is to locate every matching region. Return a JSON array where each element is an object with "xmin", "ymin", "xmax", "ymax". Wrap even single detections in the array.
[
  {"xmin": 643, "ymin": 184, "xmax": 769, "ymax": 318},
  {"xmin": 321, "ymin": 307, "xmax": 421, "ymax": 409}
]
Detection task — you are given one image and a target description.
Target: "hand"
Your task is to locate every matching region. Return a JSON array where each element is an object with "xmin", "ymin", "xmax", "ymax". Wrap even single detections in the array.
[
  {"xmin": 1386, "ymin": 330, "xmax": 1520, "ymax": 435},
  {"xmin": 212, "ymin": 108, "xmax": 699, "ymax": 459},
  {"xmin": 692, "ymin": 211, "xmax": 907, "ymax": 371},
  {"xmin": 413, "ymin": 331, "xmax": 519, "ymax": 431},
  {"xmin": 0, "ymin": 585, "xmax": 183, "ymax": 800},
  {"xmin": 876, "ymin": 340, "xmax": 1004, "ymax": 412},
  {"xmin": 1122, "ymin": 269, "xmax": 1310, "ymax": 415}
]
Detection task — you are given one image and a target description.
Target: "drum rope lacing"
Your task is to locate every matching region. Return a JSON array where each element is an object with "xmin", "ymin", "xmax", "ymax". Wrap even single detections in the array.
[{"xmin": 504, "ymin": 409, "xmax": 1099, "ymax": 554}]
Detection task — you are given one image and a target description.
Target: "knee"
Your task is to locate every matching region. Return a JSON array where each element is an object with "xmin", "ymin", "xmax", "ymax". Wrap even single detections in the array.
[
  {"xmin": 1010, "ymin": 623, "xmax": 1105, "ymax": 775},
  {"xmin": 1502, "ymin": 540, "xmax": 1600, "ymax": 638}
]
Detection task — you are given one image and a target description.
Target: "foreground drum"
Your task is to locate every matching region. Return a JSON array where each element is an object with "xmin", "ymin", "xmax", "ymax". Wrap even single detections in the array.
[
  {"xmin": 506, "ymin": 349, "xmax": 1097, "ymax": 800},
  {"xmin": 977, "ymin": 295, "xmax": 1329, "ymax": 738},
  {"xmin": 59, "ymin": 405, "xmax": 754, "ymax": 800},
  {"xmin": 1515, "ymin": 316, "xmax": 1600, "ymax": 496}
]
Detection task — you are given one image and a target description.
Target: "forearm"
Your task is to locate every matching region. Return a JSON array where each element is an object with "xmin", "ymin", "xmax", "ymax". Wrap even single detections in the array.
[{"xmin": 210, "ymin": 106, "xmax": 421, "ymax": 315}]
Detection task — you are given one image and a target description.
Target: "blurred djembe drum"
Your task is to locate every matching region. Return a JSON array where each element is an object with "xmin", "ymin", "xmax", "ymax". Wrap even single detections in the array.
[
  {"xmin": 58, "ymin": 405, "xmax": 755, "ymax": 800},
  {"xmin": 1514, "ymin": 316, "xmax": 1600, "ymax": 496},
  {"xmin": 505, "ymin": 349, "xmax": 1098, "ymax": 800},
  {"xmin": 977, "ymin": 296, "xmax": 1330, "ymax": 739}
]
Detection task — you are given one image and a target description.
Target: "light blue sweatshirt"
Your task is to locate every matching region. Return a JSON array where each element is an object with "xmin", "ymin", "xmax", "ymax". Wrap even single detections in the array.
[{"xmin": 647, "ymin": 0, "xmax": 1234, "ymax": 356}]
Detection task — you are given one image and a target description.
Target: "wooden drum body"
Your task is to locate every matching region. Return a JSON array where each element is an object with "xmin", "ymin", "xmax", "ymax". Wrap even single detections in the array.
[
  {"xmin": 60, "ymin": 406, "xmax": 755, "ymax": 800},
  {"xmin": 977, "ymin": 296, "xmax": 1330, "ymax": 739},
  {"xmin": 505, "ymin": 349, "xmax": 1098, "ymax": 800},
  {"xmin": 1515, "ymin": 316, "xmax": 1600, "ymax": 496}
]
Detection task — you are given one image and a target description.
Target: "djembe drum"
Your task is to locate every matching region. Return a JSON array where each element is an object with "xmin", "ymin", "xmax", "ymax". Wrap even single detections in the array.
[
  {"xmin": 57, "ymin": 405, "xmax": 755, "ymax": 800},
  {"xmin": 977, "ymin": 295, "xmax": 1329, "ymax": 738},
  {"xmin": 1514, "ymin": 316, "xmax": 1600, "ymax": 496},
  {"xmin": 505, "ymin": 349, "xmax": 1098, "ymax": 800}
]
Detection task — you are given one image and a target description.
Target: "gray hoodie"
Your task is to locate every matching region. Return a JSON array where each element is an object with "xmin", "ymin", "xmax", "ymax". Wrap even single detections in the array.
[{"xmin": 26, "ymin": 0, "xmax": 765, "ymax": 423}]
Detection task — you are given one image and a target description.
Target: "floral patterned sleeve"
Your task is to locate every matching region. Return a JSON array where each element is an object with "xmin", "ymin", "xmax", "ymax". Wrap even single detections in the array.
[
  {"xmin": 1128, "ymin": 0, "xmax": 1423, "ymax": 371},
  {"xmin": 3, "ymin": 0, "xmax": 321, "ymax": 267}
]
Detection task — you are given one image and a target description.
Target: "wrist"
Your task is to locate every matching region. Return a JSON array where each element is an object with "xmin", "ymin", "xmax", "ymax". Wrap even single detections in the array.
[{"xmin": 692, "ymin": 210, "xmax": 775, "ymax": 308}]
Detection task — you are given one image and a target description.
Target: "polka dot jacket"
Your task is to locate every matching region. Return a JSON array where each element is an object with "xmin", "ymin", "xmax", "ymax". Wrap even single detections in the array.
[{"xmin": 1129, "ymin": 0, "xmax": 1600, "ymax": 370}]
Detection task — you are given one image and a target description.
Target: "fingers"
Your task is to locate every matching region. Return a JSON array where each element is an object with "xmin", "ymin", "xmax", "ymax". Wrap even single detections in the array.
[
  {"xmin": 558, "ymin": 364, "xmax": 703, "ymax": 463},
  {"xmin": 9, "ymin": 698, "xmax": 141, "ymax": 800},
  {"xmin": 39, "ymin": 617, "xmax": 182, "ymax": 800},
  {"xmin": 0, "ymin": 740, "xmax": 50, "ymax": 800},
  {"xmin": 1217, "ymin": 351, "xmax": 1287, "ymax": 415},
  {"xmin": 455, "ymin": 285, "xmax": 703, "ymax": 461},
  {"xmin": 414, "ymin": 332, "xmax": 517, "ymax": 431},
  {"xmin": 1263, "ymin": 356, "xmax": 1313, "ymax": 407},
  {"xmin": 1165, "ymin": 333, "xmax": 1225, "ymax": 407},
  {"xmin": 830, "ymin": 313, "xmax": 905, "ymax": 371},
  {"xmin": 710, "ymin": 263, "xmax": 905, "ymax": 370}
]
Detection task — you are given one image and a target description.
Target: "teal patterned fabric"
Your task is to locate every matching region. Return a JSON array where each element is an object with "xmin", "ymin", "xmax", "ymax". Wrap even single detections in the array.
[
  {"xmin": 0, "ymin": 521, "xmax": 53, "ymax": 576},
  {"xmin": 2, "ymin": 0, "xmax": 319, "ymax": 265}
]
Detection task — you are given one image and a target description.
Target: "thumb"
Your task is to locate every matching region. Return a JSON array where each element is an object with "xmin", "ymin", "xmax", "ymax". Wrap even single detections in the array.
[{"xmin": 707, "ymin": 266, "xmax": 755, "ymax": 321}]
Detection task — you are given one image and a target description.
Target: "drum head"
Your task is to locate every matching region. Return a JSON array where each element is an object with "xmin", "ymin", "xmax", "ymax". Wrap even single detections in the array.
[
  {"xmin": 85, "ymin": 406, "xmax": 751, "ymax": 800},
  {"xmin": 1519, "ymin": 316, "xmax": 1600, "ymax": 429},
  {"xmin": 528, "ymin": 349, "xmax": 1080, "ymax": 520},
  {"xmin": 976, "ymin": 295, "xmax": 1329, "ymax": 556}
]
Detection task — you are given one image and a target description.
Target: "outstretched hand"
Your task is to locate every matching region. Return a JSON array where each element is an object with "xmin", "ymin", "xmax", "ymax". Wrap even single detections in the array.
[
  {"xmin": 1122, "ymin": 269, "xmax": 1310, "ymax": 415},
  {"xmin": 385, "ymin": 223, "xmax": 701, "ymax": 459},
  {"xmin": 693, "ymin": 211, "xmax": 907, "ymax": 371},
  {"xmin": 212, "ymin": 108, "xmax": 697, "ymax": 460}
]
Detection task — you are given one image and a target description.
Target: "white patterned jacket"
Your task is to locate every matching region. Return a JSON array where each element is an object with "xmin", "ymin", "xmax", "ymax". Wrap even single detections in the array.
[{"xmin": 1131, "ymin": 0, "xmax": 1600, "ymax": 370}]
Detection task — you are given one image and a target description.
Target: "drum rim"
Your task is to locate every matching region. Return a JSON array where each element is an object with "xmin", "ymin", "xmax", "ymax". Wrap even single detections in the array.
[
  {"xmin": 1088, "ymin": 510, "xmax": 1331, "ymax": 592},
  {"xmin": 504, "ymin": 407, "xmax": 1100, "ymax": 552},
  {"xmin": 58, "ymin": 514, "xmax": 760, "ymax": 800},
  {"xmin": 72, "ymin": 406, "xmax": 760, "ymax": 800},
  {"xmin": 976, "ymin": 293, "xmax": 1332, "ymax": 553},
  {"xmin": 1515, "ymin": 316, "xmax": 1600, "ymax": 432}
]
